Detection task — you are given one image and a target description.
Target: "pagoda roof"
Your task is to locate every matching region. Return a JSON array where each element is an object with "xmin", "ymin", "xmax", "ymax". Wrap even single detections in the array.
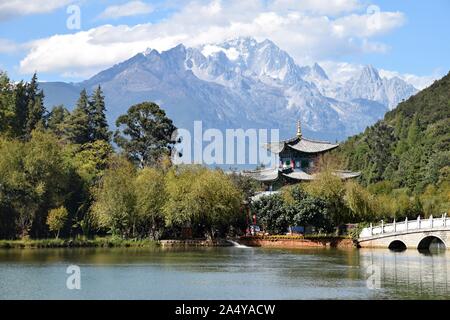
[
  {"xmin": 265, "ymin": 136, "xmax": 339, "ymax": 154},
  {"xmin": 243, "ymin": 168, "xmax": 361, "ymax": 182},
  {"xmin": 282, "ymin": 170, "xmax": 315, "ymax": 181},
  {"xmin": 242, "ymin": 167, "xmax": 279, "ymax": 182}
]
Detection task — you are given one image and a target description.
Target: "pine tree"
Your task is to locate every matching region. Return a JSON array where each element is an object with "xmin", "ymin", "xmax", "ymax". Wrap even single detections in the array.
[
  {"xmin": 0, "ymin": 72, "xmax": 15, "ymax": 136},
  {"xmin": 47, "ymin": 105, "xmax": 70, "ymax": 138},
  {"xmin": 12, "ymin": 81, "xmax": 28, "ymax": 138},
  {"xmin": 89, "ymin": 86, "xmax": 110, "ymax": 142},
  {"xmin": 65, "ymin": 89, "xmax": 91, "ymax": 144},
  {"xmin": 24, "ymin": 73, "xmax": 46, "ymax": 138}
]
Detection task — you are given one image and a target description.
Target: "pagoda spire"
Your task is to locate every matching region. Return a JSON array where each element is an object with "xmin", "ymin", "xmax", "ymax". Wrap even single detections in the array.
[{"xmin": 296, "ymin": 120, "xmax": 302, "ymax": 138}]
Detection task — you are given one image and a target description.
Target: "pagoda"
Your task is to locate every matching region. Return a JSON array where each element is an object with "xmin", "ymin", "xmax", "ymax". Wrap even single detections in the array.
[{"xmin": 244, "ymin": 121, "xmax": 360, "ymax": 190}]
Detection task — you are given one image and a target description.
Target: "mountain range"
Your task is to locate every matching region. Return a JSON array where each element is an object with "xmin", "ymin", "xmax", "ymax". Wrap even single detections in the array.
[{"xmin": 39, "ymin": 37, "xmax": 418, "ymax": 141}]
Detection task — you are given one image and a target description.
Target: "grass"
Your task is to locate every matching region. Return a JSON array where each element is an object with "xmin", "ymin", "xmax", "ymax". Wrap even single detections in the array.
[{"xmin": 0, "ymin": 237, "xmax": 159, "ymax": 249}]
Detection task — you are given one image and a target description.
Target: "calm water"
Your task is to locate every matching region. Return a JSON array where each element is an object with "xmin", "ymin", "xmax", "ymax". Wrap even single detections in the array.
[{"xmin": 0, "ymin": 246, "xmax": 449, "ymax": 300}]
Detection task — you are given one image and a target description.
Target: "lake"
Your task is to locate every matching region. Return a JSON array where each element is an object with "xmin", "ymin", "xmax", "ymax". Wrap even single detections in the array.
[{"xmin": 0, "ymin": 246, "xmax": 449, "ymax": 299}]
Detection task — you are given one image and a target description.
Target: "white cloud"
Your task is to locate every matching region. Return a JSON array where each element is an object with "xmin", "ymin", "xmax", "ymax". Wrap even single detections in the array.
[
  {"xmin": 0, "ymin": 0, "xmax": 75, "ymax": 21},
  {"xmin": 20, "ymin": 28, "xmax": 154, "ymax": 76},
  {"xmin": 320, "ymin": 60, "xmax": 440, "ymax": 90},
  {"xmin": 320, "ymin": 61, "xmax": 364, "ymax": 83},
  {"xmin": 19, "ymin": 0, "xmax": 407, "ymax": 78},
  {"xmin": 332, "ymin": 11, "xmax": 405, "ymax": 38},
  {"xmin": 271, "ymin": 0, "xmax": 362, "ymax": 15},
  {"xmin": 201, "ymin": 45, "xmax": 240, "ymax": 60},
  {"xmin": 379, "ymin": 69, "xmax": 441, "ymax": 90},
  {"xmin": 98, "ymin": 1, "xmax": 154, "ymax": 20}
]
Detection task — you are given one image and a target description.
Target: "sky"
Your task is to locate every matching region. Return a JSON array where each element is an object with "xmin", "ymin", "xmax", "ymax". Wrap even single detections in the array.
[{"xmin": 0, "ymin": 0, "xmax": 448, "ymax": 89}]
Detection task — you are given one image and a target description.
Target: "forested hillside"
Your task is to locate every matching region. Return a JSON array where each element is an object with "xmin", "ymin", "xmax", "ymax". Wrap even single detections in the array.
[{"xmin": 337, "ymin": 71, "xmax": 449, "ymax": 206}]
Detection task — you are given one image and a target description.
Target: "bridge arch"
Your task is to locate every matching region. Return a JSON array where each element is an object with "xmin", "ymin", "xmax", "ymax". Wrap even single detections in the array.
[
  {"xmin": 388, "ymin": 240, "xmax": 407, "ymax": 252},
  {"xmin": 417, "ymin": 235, "xmax": 446, "ymax": 251}
]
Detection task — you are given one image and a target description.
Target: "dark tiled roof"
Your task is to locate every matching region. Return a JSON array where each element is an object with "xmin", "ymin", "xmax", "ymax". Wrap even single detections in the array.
[
  {"xmin": 243, "ymin": 168, "xmax": 361, "ymax": 182},
  {"xmin": 265, "ymin": 136, "xmax": 339, "ymax": 154}
]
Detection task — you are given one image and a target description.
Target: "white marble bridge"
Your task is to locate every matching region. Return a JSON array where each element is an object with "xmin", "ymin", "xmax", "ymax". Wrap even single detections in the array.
[{"xmin": 358, "ymin": 214, "xmax": 450, "ymax": 250}]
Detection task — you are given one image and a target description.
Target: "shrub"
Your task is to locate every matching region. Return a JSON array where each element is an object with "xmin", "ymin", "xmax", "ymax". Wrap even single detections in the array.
[{"xmin": 46, "ymin": 206, "xmax": 68, "ymax": 239}]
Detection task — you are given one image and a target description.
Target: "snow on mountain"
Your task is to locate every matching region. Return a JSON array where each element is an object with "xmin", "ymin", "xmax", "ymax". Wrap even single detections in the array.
[
  {"xmin": 317, "ymin": 64, "xmax": 418, "ymax": 110},
  {"xmin": 39, "ymin": 37, "xmax": 418, "ymax": 142}
]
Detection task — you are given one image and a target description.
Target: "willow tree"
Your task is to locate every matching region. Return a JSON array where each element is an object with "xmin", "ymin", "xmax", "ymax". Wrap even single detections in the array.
[
  {"xmin": 135, "ymin": 167, "xmax": 166, "ymax": 239},
  {"xmin": 304, "ymin": 170, "xmax": 349, "ymax": 227},
  {"xmin": 164, "ymin": 166, "xmax": 242, "ymax": 239},
  {"xmin": 91, "ymin": 156, "xmax": 137, "ymax": 238}
]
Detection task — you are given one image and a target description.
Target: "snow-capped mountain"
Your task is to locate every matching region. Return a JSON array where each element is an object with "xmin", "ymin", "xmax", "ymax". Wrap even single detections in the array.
[
  {"xmin": 40, "ymin": 37, "xmax": 418, "ymax": 141},
  {"xmin": 334, "ymin": 65, "xmax": 417, "ymax": 109}
]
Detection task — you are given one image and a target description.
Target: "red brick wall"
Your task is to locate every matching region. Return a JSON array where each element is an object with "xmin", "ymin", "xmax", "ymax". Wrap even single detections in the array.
[{"xmin": 238, "ymin": 237, "xmax": 355, "ymax": 249}]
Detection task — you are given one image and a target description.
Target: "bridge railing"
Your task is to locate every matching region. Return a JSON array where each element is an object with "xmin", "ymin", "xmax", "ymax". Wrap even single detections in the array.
[{"xmin": 359, "ymin": 214, "xmax": 449, "ymax": 238}]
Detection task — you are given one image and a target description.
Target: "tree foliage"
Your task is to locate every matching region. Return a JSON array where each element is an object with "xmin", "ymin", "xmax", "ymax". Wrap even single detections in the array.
[
  {"xmin": 251, "ymin": 194, "xmax": 289, "ymax": 234},
  {"xmin": 47, "ymin": 206, "xmax": 68, "ymax": 239},
  {"xmin": 338, "ymin": 71, "xmax": 450, "ymax": 195},
  {"xmin": 114, "ymin": 102, "xmax": 176, "ymax": 167},
  {"xmin": 91, "ymin": 156, "xmax": 137, "ymax": 238},
  {"xmin": 135, "ymin": 167, "xmax": 166, "ymax": 239},
  {"xmin": 164, "ymin": 166, "xmax": 243, "ymax": 238}
]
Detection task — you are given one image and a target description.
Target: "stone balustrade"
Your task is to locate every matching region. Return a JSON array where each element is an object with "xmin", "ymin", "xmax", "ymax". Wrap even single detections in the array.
[{"xmin": 360, "ymin": 214, "xmax": 449, "ymax": 239}]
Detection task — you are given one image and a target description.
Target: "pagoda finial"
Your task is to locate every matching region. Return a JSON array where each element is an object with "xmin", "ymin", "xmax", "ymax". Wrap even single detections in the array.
[{"xmin": 296, "ymin": 120, "xmax": 302, "ymax": 138}]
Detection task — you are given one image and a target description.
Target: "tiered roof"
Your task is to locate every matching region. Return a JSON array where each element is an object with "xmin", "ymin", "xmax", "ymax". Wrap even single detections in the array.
[
  {"xmin": 243, "ymin": 121, "xmax": 360, "ymax": 183},
  {"xmin": 244, "ymin": 168, "xmax": 361, "ymax": 182},
  {"xmin": 266, "ymin": 137, "xmax": 339, "ymax": 154},
  {"xmin": 265, "ymin": 120, "xmax": 339, "ymax": 154}
]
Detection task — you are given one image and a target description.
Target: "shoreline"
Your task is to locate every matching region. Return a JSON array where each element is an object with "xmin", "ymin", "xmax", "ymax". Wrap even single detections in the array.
[
  {"xmin": 0, "ymin": 236, "xmax": 357, "ymax": 249},
  {"xmin": 0, "ymin": 238, "xmax": 159, "ymax": 249}
]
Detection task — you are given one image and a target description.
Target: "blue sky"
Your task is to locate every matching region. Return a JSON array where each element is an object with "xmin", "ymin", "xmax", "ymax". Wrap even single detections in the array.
[{"xmin": 0, "ymin": 0, "xmax": 448, "ymax": 88}]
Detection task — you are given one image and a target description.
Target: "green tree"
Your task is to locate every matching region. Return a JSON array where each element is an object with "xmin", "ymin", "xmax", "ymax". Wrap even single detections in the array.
[
  {"xmin": 114, "ymin": 102, "xmax": 176, "ymax": 167},
  {"xmin": 228, "ymin": 171, "xmax": 259, "ymax": 204},
  {"xmin": 251, "ymin": 194, "xmax": 289, "ymax": 235},
  {"xmin": 89, "ymin": 86, "xmax": 110, "ymax": 142},
  {"xmin": 344, "ymin": 181, "xmax": 376, "ymax": 222},
  {"xmin": 22, "ymin": 130, "xmax": 72, "ymax": 237},
  {"xmin": 68, "ymin": 140, "xmax": 113, "ymax": 185},
  {"xmin": 46, "ymin": 105, "xmax": 70, "ymax": 138},
  {"xmin": 65, "ymin": 89, "xmax": 91, "ymax": 144},
  {"xmin": 24, "ymin": 73, "xmax": 46, "ymax": 138},
  {"xmin": 12, "ymin": 81, "xmax": 28, "ymax": 138},
  {"xmin": 0, "ymin": 136, "xmax": 27, "ymax": 238},
  {"xmin": 163, "ymin": 166, "xmax": 202, "ymax": 230},
  {"xmin": 284, "ymin": 185, "xmax": 333, "ymax": 233},
  {"xmin": 163, "ymin": 166, "xmax": 242, "ymax": 239},
  {"xmin": 135, "ymin": 168, "xmax": 166, "ymax": 239},
  {"xmin": 91, "ymin": 156, "xmax": 137, "ymax": 238},
  {"xmin": 46, "ymin": 206, "xmax": 68, "ymax": 239},
  {"xmin": 0, "ymin": 131, "xmax": 72, "ymax": 238},
  {"xmin": 3, "ymin": 73, "xmax": 46, "ymax": 140},
  {"xmin": 190, "ymin": 169, "xmax": 242, "ymax": 239},
  {"xmin": 304, "ymin": 171, "xmax": 349, "ymax": 227},
  {"xmin": 407, "ymin": 114, "xmax": 421, "ymax": 147},
  {"xmin": 0, "ymin": 71, "xmax": 16, "ymax": 136}
]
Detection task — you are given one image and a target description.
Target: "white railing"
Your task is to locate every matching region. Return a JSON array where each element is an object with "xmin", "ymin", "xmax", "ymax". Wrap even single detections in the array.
[{"xmin": 359, "ymin": 214, "xmax": 449, "ymax": 238}]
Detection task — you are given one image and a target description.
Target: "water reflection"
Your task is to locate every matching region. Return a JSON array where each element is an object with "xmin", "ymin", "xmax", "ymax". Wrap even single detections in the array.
[
  {"xmin": 360, "ymin": 249, "xmax": 450, "ymax": 299},
  {"xmin": 0, "ymin": 247, "xmax": 449, "ymax": 299}
]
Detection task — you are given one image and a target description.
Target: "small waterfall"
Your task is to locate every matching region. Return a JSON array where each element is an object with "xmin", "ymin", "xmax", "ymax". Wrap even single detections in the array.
[{"xmin": 227, "ymin": 240, "xmax": 250, "ymax": 248}]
